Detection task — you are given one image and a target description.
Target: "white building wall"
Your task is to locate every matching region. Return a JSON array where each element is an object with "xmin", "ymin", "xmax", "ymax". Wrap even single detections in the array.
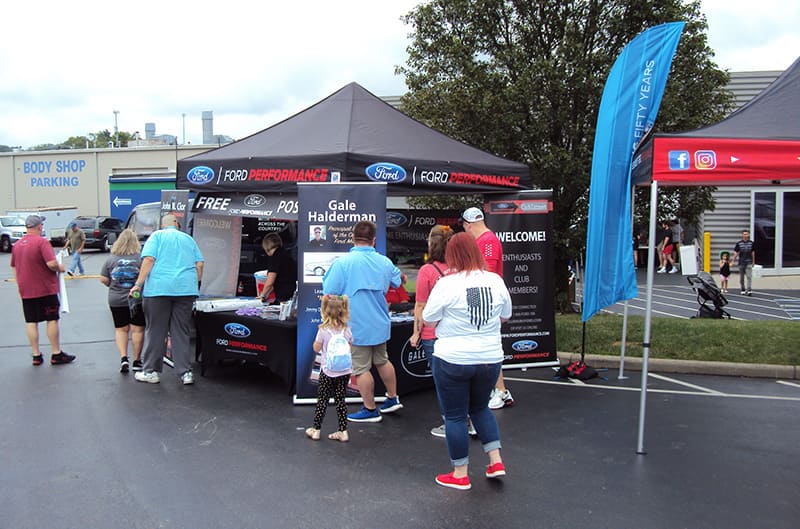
[
  {"xmin": 0, "ymin": 145, "xmax": 211, "ymax": 217},
  {"xmin": 703, "ymin": 187, "xmax": 751, "ymax": 262}
]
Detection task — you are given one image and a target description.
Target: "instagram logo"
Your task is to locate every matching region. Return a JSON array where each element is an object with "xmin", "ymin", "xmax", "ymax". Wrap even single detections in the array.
[{"xmin": 694, "ymin": 150, "xmax": 717, "ymax": 170}]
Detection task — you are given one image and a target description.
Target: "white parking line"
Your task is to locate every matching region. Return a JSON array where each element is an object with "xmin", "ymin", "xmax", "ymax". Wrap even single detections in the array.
[
  {"xmin": 776, "ymin": 380, "xmax": 800, "ymax": 389},
  {"xmin": 648, "ymin": 373, "xmax": 724, "ymax": 395},
  {"xmin": 504, "ymin": 376, "xmax": 800, "ymax": 402}
]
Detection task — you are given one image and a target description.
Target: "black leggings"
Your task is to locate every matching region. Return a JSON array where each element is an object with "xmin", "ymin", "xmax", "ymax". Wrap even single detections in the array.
[{"xmin": 312, "ymin": 372, "xmax": 349, "ymax": 431}]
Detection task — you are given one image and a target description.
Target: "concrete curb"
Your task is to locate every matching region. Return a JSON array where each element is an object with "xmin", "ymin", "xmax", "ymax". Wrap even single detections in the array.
[{"xmin": 558, "ymin": 352, "xmax": 798, "ymax": 380}]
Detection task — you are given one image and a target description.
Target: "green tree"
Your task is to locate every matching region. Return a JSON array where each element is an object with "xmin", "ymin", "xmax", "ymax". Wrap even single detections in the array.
[
  {"xmin": 398, "ymin": 0, "xmax": 733, "ymax": 308},
  {"xmin": 29, "ymin": 129, "xmax": 136, "ymax": 150}
]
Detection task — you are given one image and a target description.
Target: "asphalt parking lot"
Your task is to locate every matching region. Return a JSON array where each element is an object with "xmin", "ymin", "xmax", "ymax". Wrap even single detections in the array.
[
  {"xmin": 598, "ymin": 268, "xmax": 800, "ymax": 321},
  {"xmin": 1, "ymin": 252, "xmax": 798, "ymax": 529}
]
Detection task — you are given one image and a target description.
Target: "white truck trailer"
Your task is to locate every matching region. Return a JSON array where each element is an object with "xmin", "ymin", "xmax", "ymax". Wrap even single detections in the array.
[{"xmin": 6, "ymin": 206, "xmax": 79, "ymax": 245}]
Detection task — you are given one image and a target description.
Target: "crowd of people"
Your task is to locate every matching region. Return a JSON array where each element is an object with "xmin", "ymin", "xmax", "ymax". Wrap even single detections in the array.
[
  {"xmin": 10, "ymin": 205, "xmax": 766, "ymax": 492},
  {"xmin": 311, "ymin": 212, "xmax": 514, "ymax": 491},
  {"xmin": 10, "ymin": 208, "xmax": 517, "ymax": 491},
  {"xmin": 11, "ymin": 206, "xmax": 578, "ymax": 492}
]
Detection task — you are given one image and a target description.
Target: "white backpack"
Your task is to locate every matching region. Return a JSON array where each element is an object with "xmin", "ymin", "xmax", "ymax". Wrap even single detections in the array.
[{"xmin": 325, "ymin": 329, "xmax": 352, "ymax": 372}]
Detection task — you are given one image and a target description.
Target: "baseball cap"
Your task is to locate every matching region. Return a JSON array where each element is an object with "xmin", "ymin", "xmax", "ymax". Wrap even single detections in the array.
[
  {"xmin": 25, "ymin": 214, "xmax": 46, "ymax": 228},
  {"xmin": 461, "ymin": 207, "xmax": 484, "ymax": 223}
]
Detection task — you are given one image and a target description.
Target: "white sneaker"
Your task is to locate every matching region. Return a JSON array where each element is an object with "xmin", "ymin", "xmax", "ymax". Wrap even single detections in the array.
[
  {"xmin": 489, "ymin": 389, "xmax": 514, "ymax": 409},
  {"xmin": 669, "ymin": 268, "xmax": 679, "ymax": 274},
  {"xmin": 657, "ymin": 267, "xmax": 667, "ymax": 273},
  {"xmin": 134, "ymin": 370, "xmax": 160, "ymax": 384},
  {"xmin": 430, "ymin": 421, "xmax": 477, "ymax": 437},
  {"xmin": 430, "ymin": 424, "xmax": 446, "ymax": 438},
  {"xmin": 181, "ymin": 371, "xmax": 194, "ymax": 385},
  {"xmin": 468, "ymin": 419, "xmax": 477, "ymax": 436}
]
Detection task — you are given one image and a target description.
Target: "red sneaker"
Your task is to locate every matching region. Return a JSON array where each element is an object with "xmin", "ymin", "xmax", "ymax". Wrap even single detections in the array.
[
  {"xmin": 435, "ymin": 472, "xmax": 471, "ymax": 490},
  {"xmin": 486, "ymin": 462, "xmax": 506, "ymax": 478}
]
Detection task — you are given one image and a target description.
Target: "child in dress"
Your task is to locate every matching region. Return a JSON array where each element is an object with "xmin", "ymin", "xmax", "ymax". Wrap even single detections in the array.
[
  {"xmin": 719, "ymin": 252, "xmax": 731, "ymax": 293},
  {"xmin": 306, "ymin": 294, "xmax": 353, "ymax": 442}
]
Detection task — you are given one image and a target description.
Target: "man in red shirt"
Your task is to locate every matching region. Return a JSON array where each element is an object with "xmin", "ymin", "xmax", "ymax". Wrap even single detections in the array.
[
  {"xmin": 462, "ymin": 207, "xmax": 513, "ymax": 409},
  {"xmin": 10, "ymin": 215, "xmax": 75, "ymax": 366}
]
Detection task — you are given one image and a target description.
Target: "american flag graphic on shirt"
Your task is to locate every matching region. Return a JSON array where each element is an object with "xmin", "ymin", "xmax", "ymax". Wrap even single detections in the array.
[{"xmin": 466, "ymin": 286, "xmax": 493, "ymax": 330}]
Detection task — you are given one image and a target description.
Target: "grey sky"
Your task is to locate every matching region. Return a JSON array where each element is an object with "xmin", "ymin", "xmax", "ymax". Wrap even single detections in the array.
[{"xmin": 1, "ymin": 0, "xmax": 797, "ymax": 148}]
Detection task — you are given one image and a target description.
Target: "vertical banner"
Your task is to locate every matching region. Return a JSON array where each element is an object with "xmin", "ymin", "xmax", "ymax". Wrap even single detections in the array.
[
  {"xmin": 486, "ymin": 191, "xmax": 558, "ymax": 367},
  {"xmin": 160, "ymin": 189, "xmax": 191, "ymax": 232},
  {"xmin": 294, "ymin": 183, "xmax": 387, "ymax": 402},
  {"xmin": 583, "ymin": 22, "xmax": 684, "ymax": 321},
  {"xmin": 192, "ymin": 213, "xmax": 242, "ymax": 297}
]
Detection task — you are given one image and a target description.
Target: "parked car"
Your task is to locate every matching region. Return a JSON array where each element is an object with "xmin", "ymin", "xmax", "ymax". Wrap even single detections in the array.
[
  {"xmin": 0, "ymin": 215, "xmax": 27, "ymax": 252},
  {"xmin": 65, "ymin": 216, "xmax": 124, "ymax": 252}
]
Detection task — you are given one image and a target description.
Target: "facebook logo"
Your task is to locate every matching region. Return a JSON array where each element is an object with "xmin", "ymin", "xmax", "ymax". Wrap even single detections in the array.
[{"xmin": 668, "ymin": 150, "xmax": 690, "ymax": 170}]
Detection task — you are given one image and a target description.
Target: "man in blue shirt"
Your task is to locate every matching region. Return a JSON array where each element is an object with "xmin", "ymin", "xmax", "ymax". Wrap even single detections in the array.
[
  {"xmin": 130, "ymin": 214, "xmax": 204, "ymax": 385},
  {"xmin": 322, "ymin": 221, "xmax": 404, "ymax": 422}
]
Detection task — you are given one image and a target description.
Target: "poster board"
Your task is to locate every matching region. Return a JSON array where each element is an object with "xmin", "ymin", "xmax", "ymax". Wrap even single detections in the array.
[
  {"xmin": 294, "ymin": 183, "xmax": 388, "ymax": 402},
  {"xmin": 487, "ymin": 190, "xmax": 558, "ymax": 368}
]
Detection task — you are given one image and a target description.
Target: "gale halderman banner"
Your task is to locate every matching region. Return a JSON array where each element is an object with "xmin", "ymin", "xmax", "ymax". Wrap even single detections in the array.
[
  {"xmin": 583, "ymin": 22, "xmax": 684, "ymax": 321},
  {"xmin": 294, "ymin": 183, "xmax": 387, "ymax": 402}
]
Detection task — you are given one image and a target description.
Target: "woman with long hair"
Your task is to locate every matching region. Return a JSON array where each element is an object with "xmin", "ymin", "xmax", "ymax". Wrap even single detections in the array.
[
  {"xmin": 422, "ymin": 232, "xmax": 512, "ymax": 490},
  {"xmin": 408, "ymin": 225, "xmax": 461, "ymax": 438},
  {"xmin": 100, "ymin": 228, "xmax": 145, "ymax": 373},
  {"xmin": 258, "ymin": 233, "xmax": 298, "ymax": 303}
]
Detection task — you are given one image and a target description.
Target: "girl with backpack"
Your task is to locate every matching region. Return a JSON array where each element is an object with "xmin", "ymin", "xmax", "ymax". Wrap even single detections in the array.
[{"xmin": 306, "ymin": 294, "xmax": 353, "ymax": 442}]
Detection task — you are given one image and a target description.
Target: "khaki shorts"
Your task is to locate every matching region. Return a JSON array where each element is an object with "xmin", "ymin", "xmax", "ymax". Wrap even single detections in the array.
[{"xmin": 351, "ymin": 343, "xmax": 389, "ymax": 375}]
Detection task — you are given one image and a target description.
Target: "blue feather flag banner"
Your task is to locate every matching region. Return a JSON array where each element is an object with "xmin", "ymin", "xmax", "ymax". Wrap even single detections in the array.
[{"xmin": 582, "ymin": 22, "xmax": 684, "ymax": 322}]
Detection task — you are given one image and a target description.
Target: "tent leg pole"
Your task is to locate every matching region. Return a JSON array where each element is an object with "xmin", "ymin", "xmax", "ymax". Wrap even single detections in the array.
[
  {"xmin": 637, "ymin": 180, "xmax": 659, "ymax": 455},
  {"xmin": 619, "ymin": 301, "xmax": 629, "ymax": 379},
  {"xmin": 580, "ymin": 321, "xmax": 586, "ymax": 363},
  {"xmin": 621, "ymin": 186, "xmax": 638, "ymax": 379}
]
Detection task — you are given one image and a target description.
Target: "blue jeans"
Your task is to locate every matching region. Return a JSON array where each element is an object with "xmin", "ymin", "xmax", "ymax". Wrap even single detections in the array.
[
  {"xmin": 431, "ymin": 356, "xmax": 502, "ymax": 466},
  {"xmin": 69, "ymin": 251, "xmax": 84, "ymax": 274},
  {"xmin": 421, "ymin": 338, "xmax": 435, "ymax": 370}
]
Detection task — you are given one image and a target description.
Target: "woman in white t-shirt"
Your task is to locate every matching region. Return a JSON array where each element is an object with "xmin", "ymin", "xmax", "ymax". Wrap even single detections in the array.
[{"xmin": 422, "ymin": 232, "xmax": 512, "ymax": 491}]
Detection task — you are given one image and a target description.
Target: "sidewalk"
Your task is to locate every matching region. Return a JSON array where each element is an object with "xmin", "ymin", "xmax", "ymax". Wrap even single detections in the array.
[{"xmin": 559, "ymin": 352, "xmax": 800, "ymax": 380}]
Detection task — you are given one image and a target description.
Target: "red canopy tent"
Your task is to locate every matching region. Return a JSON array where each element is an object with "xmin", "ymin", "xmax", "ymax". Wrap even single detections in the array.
[
  {"xmin": 632, "ymin": 55, "xmax": 800, "ymax": 187},
  {"xmin": 628, "ymin": 56, "xmax": 800, "ymax": 452}
]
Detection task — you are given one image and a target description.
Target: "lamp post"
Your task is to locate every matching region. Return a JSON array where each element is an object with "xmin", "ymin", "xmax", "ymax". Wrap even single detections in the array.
[
  {"xmin": 182, "ymin": 113, "xmax": 186, "ymax": 145},
  {"xmin": 113, "ymin": 110, "xmax": 120, "ymax": 148}
]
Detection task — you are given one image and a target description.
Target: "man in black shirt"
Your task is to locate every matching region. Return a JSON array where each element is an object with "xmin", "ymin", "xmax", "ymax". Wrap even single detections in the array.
[
  {"xmin": 657, "ymin": 221, "xmax": 676, "ymax": 273},
  {"xmin": 733, "ymin": 230, "xmax": 756, "ymax": 295}
]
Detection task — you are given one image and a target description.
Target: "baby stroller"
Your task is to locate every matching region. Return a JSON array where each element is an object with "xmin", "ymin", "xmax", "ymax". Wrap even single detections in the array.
[{"xmin": 687, "ymin": 272, "xmax": 731, "ymax": 319}]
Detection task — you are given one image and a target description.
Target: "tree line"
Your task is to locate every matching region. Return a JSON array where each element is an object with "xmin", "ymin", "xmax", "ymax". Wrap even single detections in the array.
[{"xmin": 398, "ymin": 0, "xmax": 734, "ymax": 307}]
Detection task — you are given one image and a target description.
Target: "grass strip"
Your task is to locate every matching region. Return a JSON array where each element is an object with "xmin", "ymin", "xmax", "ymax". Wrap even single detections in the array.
[{"xmin": 556, "ymin": 313, "xmax": 800, "ymax": 366}]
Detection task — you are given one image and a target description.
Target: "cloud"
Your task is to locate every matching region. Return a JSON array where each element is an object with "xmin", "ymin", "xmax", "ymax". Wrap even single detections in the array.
[
  {"xmin": 702, "ymin": 0, "xmax": 800, "ymax": 71},
  {"xmin": 1, "ymin": 0, "xmax": 797, "ymax": 148},
  {"xmin": 0, "ymin": 0, "xmax": 417, "ymax": 147}
]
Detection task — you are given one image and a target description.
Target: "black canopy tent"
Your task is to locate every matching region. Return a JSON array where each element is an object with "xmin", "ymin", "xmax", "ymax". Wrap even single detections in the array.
[
  {"xmin": 175, "ymin": 80, "xmax": 535, "ymax": 301},
  {"xmin": 628, "ymin": 56, "xmax": 800, "ymax": 453},
  {"xmin": 176, "ymin": 83, "xmax": 549, "ymax": 398},
  {"xmin": 177, "ymin": 82, "xmax": 531, "ymax": 196}
]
